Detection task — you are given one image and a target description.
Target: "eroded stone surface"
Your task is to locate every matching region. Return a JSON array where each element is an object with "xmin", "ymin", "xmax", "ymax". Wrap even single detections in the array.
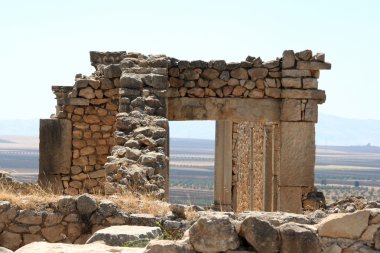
[
  {"xmin": 86, "ymin": 225, "xmax": 162, "ymax": 246},
  {"xmin": 189, "ymin": 214, "xmax": 240, "ymax": 252},
  {"xmin": 318, "ymin": 210, "xmax": 370, "ymax": 239}
]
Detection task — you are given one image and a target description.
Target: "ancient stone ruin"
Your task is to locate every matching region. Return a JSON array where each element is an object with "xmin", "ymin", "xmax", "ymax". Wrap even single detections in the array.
[{"xmin": 40, "ymin": 49, "xmax": 331, "ymax": 213}]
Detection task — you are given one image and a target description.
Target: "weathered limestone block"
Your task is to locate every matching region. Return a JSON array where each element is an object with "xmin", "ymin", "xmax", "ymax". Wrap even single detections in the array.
[
  {"xmin": 279, "ymin": 223, "xmax": 321, "ymax": 253},
  {"xmin": 278, "ymin": 186, "xmax": 303, "ymax": 213},
  {"xmin": 279, "ymin": 122, "xmax": 315, "ymax": 187},
  {"xmin": 281, "ymin": 99, "xmax": 301, "ymax": 121},
  {"xmin": 295, "ymin": 50, "xmax": 313, "ymax": 61},
  {"xmin": 282, "ymin": 50, "xmax": 295, "ymax": 69},
  {"xmin": 248, "ymin": 68, "xmax": 268, "ymax": 79},
  {"xmin": 317, "ymin": 210, "xmax": 370, "ymax": 239},
  {"xmin": 15, "ymin": 210, "xmax": 43, "ymax": 225},
  {"xmin": 41, "ymin": 224, "xmax": 66, "ymax": 242},
  {"xmin": 297, "ymin": 61, "xmax": 331, "ymax": 70},
  {"xmin": 189, "ymin": 214, "xmax": 239, "ymax": 252},
  {"xmin": 303, "ymin": 78, "xmax": 318, "ymax": 89},
  {"xmin": 282, "ymin": 69, "xmax": 311, "ymax": 77},
  {"xmin": 304, "ymin": 100, "xmax": 318, "ymax": 122},
  {"xmin": 265, "ymin": 88, "xmax": 281, "ymax": 98},
  {"xmin": 239, "ymin": 216, "xmax": 280, "ymax": 253},
  {"xmin": 77, "ymin": 194, "xmax": 97, "ymax": 215},
  {"xmin": 145, "ymin": 239, "xmax": 195, "ymax": 253},
  {"xmin": 15, "ymin": 241, "xmax": 142, "ymax": 253},
  {"xmin": 168, "ymin": 98, "xmax": 281, "ymax": 122},
  {"xmin": 86, "ymin": 225, "xmax": 162, "ymax": 246},
  {"xmin": 78, "ymin": 87, "xmax": 95, "ymax": 99},
  {"xmin": 282, "ymin": 78, "xmax": 302, "ymax": 88},
  {"xmin": 281, "ymin": 89, "xmax": 326, "ymax": 103},
  {"xmin": 39, "ymin": 119, "xmax": 71, "ymax": 193}
]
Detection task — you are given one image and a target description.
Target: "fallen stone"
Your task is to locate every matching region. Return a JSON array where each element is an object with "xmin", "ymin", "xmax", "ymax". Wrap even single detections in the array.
[
  {"xmin": 317, "ymin": 210, "xmax": 370, "ymax": 239},
  {"xmin": 279, "ymin": 223, "xmax": 320, "ymax": 253},
  {"xmin": 86, "ymin": 225, "xmax": 162, "ymax": 246},
  {"xmin": 239, "ymin": 216, "xmax": 280, "ymax": 253},
  {"xmin": 189, "ymin": 214, "xmax": 239, "ymax": 252},
  {"xmin": 77, "ymin": 193, "xmax": 97, "ymax": 216},
  {"xmin": 144, "ymin": 239, "xmax": 195, "ymax": 253},
  {"xmin": 15, "ymin": 241, "xmax": 144, "ymax": 253}
]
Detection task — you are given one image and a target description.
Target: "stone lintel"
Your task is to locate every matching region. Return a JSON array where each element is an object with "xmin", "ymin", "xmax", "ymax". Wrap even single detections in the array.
[{"xmin": 168, "ymin": 98, "xmax": 281, "ymax": 122}]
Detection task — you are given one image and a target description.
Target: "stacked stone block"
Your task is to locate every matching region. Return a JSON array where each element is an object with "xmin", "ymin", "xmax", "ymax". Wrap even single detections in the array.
[
  {"xmin": 102, "ymin": 53, "xmax": 169, "ymax": 199},
  {"xmin": 52, "ymin": 72, "xmax": 120, "ymax": 194}
]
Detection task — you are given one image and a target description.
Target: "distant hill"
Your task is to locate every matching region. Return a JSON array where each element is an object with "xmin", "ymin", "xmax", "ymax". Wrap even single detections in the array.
[
  {"xmin": 316, "ymin": 114, "xmax": 380, "ymax": 146},
  {"xmin": 1, "ymin": 113, "xmax": 380, "ymax": 145}
]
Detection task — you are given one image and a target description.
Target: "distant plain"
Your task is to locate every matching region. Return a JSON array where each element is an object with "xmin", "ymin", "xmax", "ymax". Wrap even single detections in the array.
[{"xmin": 1, "ymin": 136, "xmax": 379, "ymax": 205}]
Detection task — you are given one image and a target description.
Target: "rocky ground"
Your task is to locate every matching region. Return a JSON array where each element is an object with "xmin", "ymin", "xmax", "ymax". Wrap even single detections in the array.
[{"xmin": 1, "ymin": 173, "xmax": 380, "ymax": 252}]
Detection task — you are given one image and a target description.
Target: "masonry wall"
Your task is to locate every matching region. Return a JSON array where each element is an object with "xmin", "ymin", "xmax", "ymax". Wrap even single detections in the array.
[
  {"xmin": 43, "ymin": 49, "xmax": 331, "ymax": 213},
  {"xmin": 47, "ymin": 52, "xmax": 122, "ymax": 194}
]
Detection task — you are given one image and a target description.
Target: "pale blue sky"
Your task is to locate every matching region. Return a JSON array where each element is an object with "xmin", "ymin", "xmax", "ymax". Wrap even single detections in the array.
[{"xmin": 0, "ymin": 0, "xmax": 379, "ymax": 121}]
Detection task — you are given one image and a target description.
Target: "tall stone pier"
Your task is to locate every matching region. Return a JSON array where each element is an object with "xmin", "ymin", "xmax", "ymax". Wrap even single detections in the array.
[{"xmin": 40, "ymin": 49, "xmax": 331, "ymax": 213}]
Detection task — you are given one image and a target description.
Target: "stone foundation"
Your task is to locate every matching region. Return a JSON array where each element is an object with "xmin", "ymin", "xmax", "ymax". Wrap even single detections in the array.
[{"xmin": 2, "ymin": 197, "xmax": 380, "ymax": 253}]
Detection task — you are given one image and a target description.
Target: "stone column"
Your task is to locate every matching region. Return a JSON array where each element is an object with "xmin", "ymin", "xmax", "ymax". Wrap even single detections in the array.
[{"xmin": 214, "ymin": 120, "xmax": 233, "ymax": 210}]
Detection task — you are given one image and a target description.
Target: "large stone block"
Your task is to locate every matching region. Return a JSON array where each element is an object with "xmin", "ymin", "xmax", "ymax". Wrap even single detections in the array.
[
  {"xmin": 317, "ymin": 210, "xmax": 370, "ymax": 239},
  {"xmin": 281, "ymin": 99, "xmax": 301, "ymax": 122},
  {"xmin": 304, "ymin": 100, "xmax": 318, "ymax": 122},
  {"xmin": 281, "ymin": 89, "xmax": 326, "ymax": 103},
  {"xmin": 278, "ymin": 186, "xmax": 303, "ymax": 213},
  {"xmin": 279, "ymin": 122, "xmax": 315, "ymax": 187},
  {"xmin": 168, "ymin": 97, "xmax": 281, "ymax": 122},
  {"xmin": 39, "ymin": 119, "xmax": 72, "ymax": 193},
  {"xmin": 86, "ymin": 225, "xmax": 162, "ymax": 246},
  {"xmin": 282, "ymin": 50, "xmax": 295, "ymax": 69},
  {"xmin": 297, "ymin": 61, "xmax": 331, "ymax": 70}
]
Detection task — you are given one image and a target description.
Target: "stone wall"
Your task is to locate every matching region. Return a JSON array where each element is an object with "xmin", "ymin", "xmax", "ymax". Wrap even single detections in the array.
[
  {"xmin": 0, "ymin": 195, "xmax": 169, "ymax": 251},
  {"xmin": 2, "ymin": 196, "xmax": 380, "ymax": 253},
  {"xmin": 49, "ymin": 69, "xmax": 120, "ymax": 195},
  {"xmin": 42, "ymin": 49, "xmax": 331, "ymax": 212}
]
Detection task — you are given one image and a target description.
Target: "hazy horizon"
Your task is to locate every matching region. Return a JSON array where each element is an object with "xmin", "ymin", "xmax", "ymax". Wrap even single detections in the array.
[{"xmin": 2, "ymin": 112, "xmax": 380, "ymax": 146}]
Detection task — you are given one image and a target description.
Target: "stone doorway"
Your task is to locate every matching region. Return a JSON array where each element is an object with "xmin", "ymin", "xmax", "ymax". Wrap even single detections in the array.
[{"xmin": 168, "ymin": 121, "xmax": 215, "ymax": 206}]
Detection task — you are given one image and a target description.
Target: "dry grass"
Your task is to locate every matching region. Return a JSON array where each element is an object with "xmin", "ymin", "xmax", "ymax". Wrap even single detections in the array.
[
  {"xmin": 101, "ymin": 194, "xmax": 170, "ymax": 217},
  {"xmin": 0, "ymin": 181, "xmax": 172, "ymax": 217},
  {"xmin": 0, "ymin": 182, "xmax": 58, "ymax": 210}
]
